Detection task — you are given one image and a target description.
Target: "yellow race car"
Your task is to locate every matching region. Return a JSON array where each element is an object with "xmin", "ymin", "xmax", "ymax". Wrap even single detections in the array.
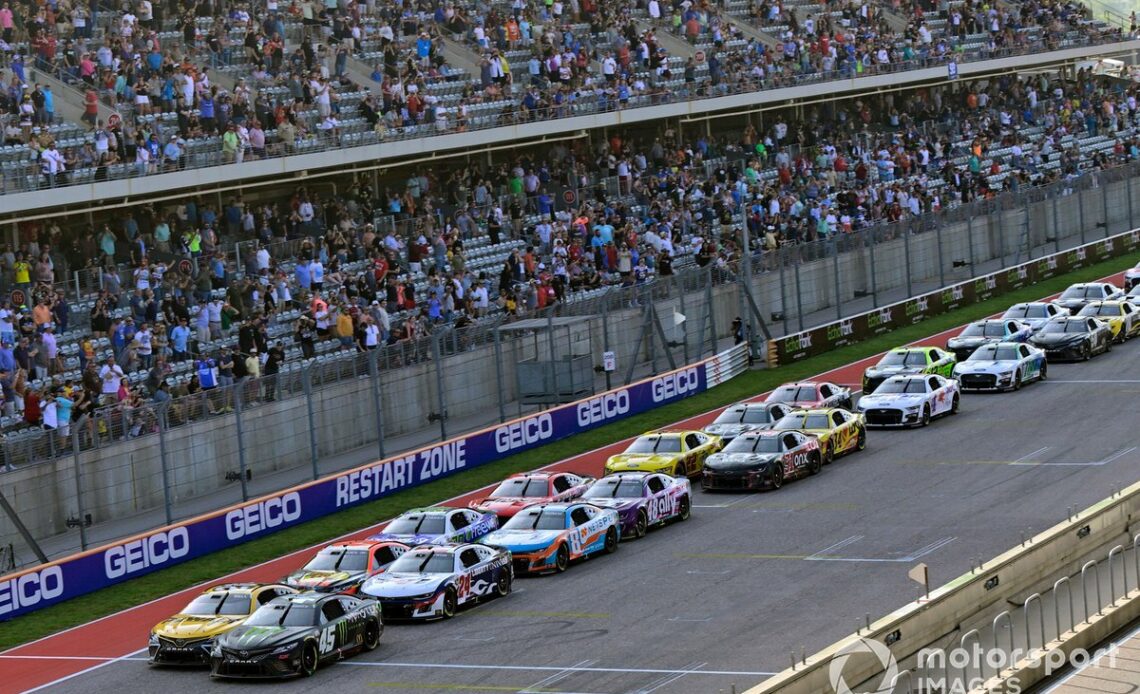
[
  {"xmin": 1077, "ymin": 300, "xmax": 1140, "ymax": 342},
  {"xmin": 148, "ymin": 583, "xmax": 297, "ymax": 666},
  {"xmin": 604, "ymin": 430, "xmax": 723, "ymax": 479},
  {"xmin": 770, "ymin": 408, "xmax": 867, "ymax": 464}
]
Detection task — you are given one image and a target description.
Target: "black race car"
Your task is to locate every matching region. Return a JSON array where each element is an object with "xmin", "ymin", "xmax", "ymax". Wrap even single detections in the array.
[
  {"xmin": 701, "ymin": 430, "xmax": 823, "ymax": 491},
  {"xmin": 210, "ymin": 593, "xmax": 382, "ymax": 679},
  {"xmin": 1028, "ymin": 316, "xmax": 1113, "ymax": 361}
]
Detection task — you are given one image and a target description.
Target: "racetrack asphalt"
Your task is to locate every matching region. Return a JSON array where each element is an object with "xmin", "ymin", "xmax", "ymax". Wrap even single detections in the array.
[{"xmin": 6, "ymin": 272, "xmax": 1140, "ymax": 694}]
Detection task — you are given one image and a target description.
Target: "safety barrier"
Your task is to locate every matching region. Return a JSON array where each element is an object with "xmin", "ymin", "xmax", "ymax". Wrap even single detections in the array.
[{"xmin": 0, "ymin": 344, "xmax": 749, "ymax": 620}]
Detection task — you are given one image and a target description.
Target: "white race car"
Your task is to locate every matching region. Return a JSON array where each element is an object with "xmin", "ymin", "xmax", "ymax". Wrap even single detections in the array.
[
  {"xmin": 359, "ymin": 543, "xmax": 512, "ymax": 620},
  {"xmin": 1124, "ymin": 261, "xmax": 1140, "ymax": 290},
  {"xmin": 952, "ymin": 342, "xmax": 1047, "ymax": 391},
  {"xmin": 856, "ymin": 374, "xmax": 960, "ymax": 427}
]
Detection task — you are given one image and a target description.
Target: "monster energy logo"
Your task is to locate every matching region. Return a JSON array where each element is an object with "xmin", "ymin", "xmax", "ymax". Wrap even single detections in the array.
[{"xmin": 235, "ymin": 626, "xmax": 284, "ymax": 646}]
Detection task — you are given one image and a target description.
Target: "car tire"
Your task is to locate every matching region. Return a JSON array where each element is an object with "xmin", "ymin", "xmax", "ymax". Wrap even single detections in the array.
[
  {"xmin": 950, "ymin": 395, "xmax": 960, "ymax": 415},
  {"xmin": 300, "ymin": 641, "xmax": 320, "ymax": 677},
  {"xmin": 678, "ymin": 495, "xmax": 691, "ymax": 521},
  {"xmin": 856, "ymin": 427, "xmax": 867, "ymax": 450},
  {"xmin": 822, "ymin": 440, "xmax": 834, "ymax": 465},
  {"xmin": 842, "ymin": 397, "xmax": 853, "ymax": 410},
  {"xmin": 1040, "ymin": 363, "xmax": 1048, "ymax": 381},
  {"xmin": 554, "ymin": 544, "xmax": 570, "ymax": 573},
  {"xmin": 441, "ymin": 587, "xmax": 458, "ymax": 618},
  {"xmin": 634, "ymin": 509, "xmax": 648, "ymax": 539},
  {"xmin": 1081, "ymin": 342, "xmax": 1092, "ymax": 361},
  {"xmin": 496, "ymin": 570, "xmax": 512, "ymax": 597},
  {"xmin": 920, "ymin": 406, "xmax": 931, "ymax": 427},
  {"xmin": 770, "ymin": 464, "xmax": 784, "ymax": 489},
  {"xmin": 1012, "ymin": 371, "xmax": 1021, "ymax": 391},
  {"xmin": 363, "ymin": 618, "xmax": 382, "ymax": 651},
  {"xmin": 603, "ymin": 527, "xmax": 619, "ymax": 554},
  {"xmin": 673, "ymin": 461, "xmax": 686, "ymax": 478},
  {"xmin": 808, "ymin": 453, "xmax": 822, "ymax": 476},
  {"xmin": 1105, "ymin": 338, "xmax": 1112, "ymax": 353}
]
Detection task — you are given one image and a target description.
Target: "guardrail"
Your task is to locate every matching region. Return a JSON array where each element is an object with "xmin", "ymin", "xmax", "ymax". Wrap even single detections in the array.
[
  {"xmin": 767, "ymin": 229, "xmax": 1140, "ymax": 366},
  {"xmin": 0, "ymin": 343, "xmax": 748, "ymax": 621}
]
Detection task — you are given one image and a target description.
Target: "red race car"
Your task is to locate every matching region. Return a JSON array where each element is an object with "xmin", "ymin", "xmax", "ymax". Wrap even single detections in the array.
[
  {"xmin": 469, "ymin": 471, "xmax": 595, "ymax": 521},
  {"xmin": 764, "ymin": 381, "xmax": 853, "ymax": 409},
  {"xmin": 281, "ymin": 540, "xmax": 409, "ymax": 594}
]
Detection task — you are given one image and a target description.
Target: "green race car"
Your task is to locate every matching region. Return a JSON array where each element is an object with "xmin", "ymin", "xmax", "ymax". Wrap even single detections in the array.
[{"xmin": 862, "ymin": 346, "xmax": 956, "ymax": 394}]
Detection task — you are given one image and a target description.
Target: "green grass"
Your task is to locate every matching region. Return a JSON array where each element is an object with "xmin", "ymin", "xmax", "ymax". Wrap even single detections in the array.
[{"xmin": 3, "ymin": 251, "xmax": 1138, "ymax": 650}]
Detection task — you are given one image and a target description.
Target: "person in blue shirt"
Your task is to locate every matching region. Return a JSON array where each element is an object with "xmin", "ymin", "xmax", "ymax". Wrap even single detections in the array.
[
  {"xmin": 54, "ymin": 389, "xmax": 73, "ymax": 440},
  {"xmin": 197, "ymin": 356, "xmax": 217, "ymax": 389},
  {"xmin": 294, "ymin": 260, "xmax": 311, "ymax": 291},
  {"xmin": 170, "ymin": 318, "xmax": 191, "ymax": 361},
  {"xmin": 42, "ymin": 86, "xmax": 54, "ymax": 124},
  {"xmin": 536, "ymin": 189, "xmax": 553, "ymax": 218}
]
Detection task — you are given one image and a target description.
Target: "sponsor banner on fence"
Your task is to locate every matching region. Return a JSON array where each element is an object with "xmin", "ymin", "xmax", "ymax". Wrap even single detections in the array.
[
  {"xmin": 769, "ymin": 229, "xmax": 1140, "ymax": 367},
  {"xmin": 0, "ymin": 345, "xmax": 747, "ymax": 620}
]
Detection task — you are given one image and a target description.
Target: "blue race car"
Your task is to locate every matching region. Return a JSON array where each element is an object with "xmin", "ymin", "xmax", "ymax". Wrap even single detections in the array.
[
  {"xmin": 367, "ymin": 506, "xmax": 498, "ymax": 545},
  {"xmin": 358, "ymin": 543, "xmax": 513, "ymax": 620},
  {"xmin": 479, "ymin": 502, "xmax": 620, "ymax": 575},
  {"xmin": 945, "ymin": 318, "xmax": 1032, "ymax": 362}
]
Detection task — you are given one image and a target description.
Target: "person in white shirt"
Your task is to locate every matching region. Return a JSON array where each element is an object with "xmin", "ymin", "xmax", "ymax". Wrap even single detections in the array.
[
  {"xmin": 256, "ymin": 245, "xmax": 270, "ymax": 272},
  {"xmin": 41, "ymin": 144, "xmax": 65, "ymax": 186},
  {"xmin": 207, "ymin": 299, "xmax": 223, "ymax": 339},
  {"xmin": 361, "ymin": 319, "xmax": 380, "ymax": 349},
  {"xmin": 135, "ymin": 323, "xmax": 153, "ymax": 368},
  {"xmin": 99, "ymin": 355, "xmax": 125, "ymax": 403}
]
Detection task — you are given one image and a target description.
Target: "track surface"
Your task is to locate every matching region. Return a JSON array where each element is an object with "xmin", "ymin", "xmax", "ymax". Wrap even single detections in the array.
[{"xmin": 5, "ymin": 271, "xmax": 1139, "ymax": 694}]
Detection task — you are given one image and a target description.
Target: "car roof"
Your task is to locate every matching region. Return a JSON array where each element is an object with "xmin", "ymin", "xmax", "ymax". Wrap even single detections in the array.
[
  {"xmin": 517, "ymin": 502, "xmax": 573, "ymax": 512},
  {"xmin": 277, "ymin": 592, "xmax": 334, "ymax": 606},
  {"xmin": 507, "ymin": 471, "xmax": 556, "ymax": 479},
  {"xmin": 641, "ymin": 430, "xmax": 688, "ymax": 437},
  {"xmin": 890, "ymin": 346, "xmax": 929, "ymax": 353},
  {"xmin": 785, "ymin": 408, "xmax": 839, "ymax": 415},
  {"xmin": 885, "ymin": 374, "xmax": 928, "ymax": 381},
  {"xmin": 206, "ymin": 582, "xmax": 265, "ymax": 594},
  {"xmin": 602, "ymin": 471, "xmax": 651, "ymax": 480},
  {"xmin": 739, "ymin": 430, "xmax": 782, "ymax": 439}
]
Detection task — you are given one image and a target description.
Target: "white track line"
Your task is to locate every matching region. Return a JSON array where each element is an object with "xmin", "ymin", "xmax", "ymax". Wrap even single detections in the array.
[{"xmin": 21, "ymin": 648, "xmax": 147, "ymax": 693}]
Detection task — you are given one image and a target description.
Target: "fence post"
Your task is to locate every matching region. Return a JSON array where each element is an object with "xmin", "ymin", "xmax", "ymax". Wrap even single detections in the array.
[
  {"xmin": 676, "ymin": 275, "xmax": 690, "ymax": 365},
  {"xmin": 1103, "ymin": 178, "xmax": 1111, "ymax": 237},
  {"xmin": 779, "ymin": 253, "xmax": 791, "ymax": 332},
  {"xmin": 368, "ymin": 349, "xmax": 385, "ymax": 459},
  {"xmin": 494, "ymin": 330, "xmax": 508, "ymax": 422},
  {"xmin": 967, "ymin": 215, "xmax": 977, "ymax": 273},
  {"xmin": 831, "ymin": 240, "xmax": 842, "ymax": 320},
  {"xmin": 794, "ymin": 262, "xmax": 804, "ymax": 332},
  {"xmin": 867, "ymin": 232, "xmax": 878, "ymax": 309},
  {"xmin": 936, "ymin": 224, "xmax": 946, "ymax": 288},
  {"xmin": 903, "ymin": 226, "xmax": 914, "ymax": 297},
  {"xmin": 233, "ymin": 380, "xmax": 250, "ymax": 501},
  {"xmin": 70, "ymin": 426, "xmax": 88, "ymax": 550},
  {"xmin": 1079, "ymin": 190, "xmax": 1087, "ymax": 245},
  {"xmin": 1128, "ymin": 173, "xmax": 1135, "ymax": 229},
  {"xmin": 73, "ymin": 271, "xmax": 81, "ymax": 302},
  {"xmin": 432, "ymin": 336, "xmax": 447, "ymax": 441},
  {"xmin": 706, "ymin": 268, "xmax": 718, "ymax": 353},
  {"xmin": 156, "ymin": 405, "xmax": 173, "ymax": 525},
  {"xmin": 302, "ymin": 365, "xmax": 319, "ymax": 480}
]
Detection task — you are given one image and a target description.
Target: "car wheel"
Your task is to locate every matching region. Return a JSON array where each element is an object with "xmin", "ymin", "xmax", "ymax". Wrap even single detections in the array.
[
  {"xmin": 856, "ymin": 426, "xmax": 867, "ymax": 450},
  {"xmin": 770, "ymin": 464, "xmax": 784, "ymax": 489},
  {"xmin": 554, "ymin": 544, "xmax": 570, "ymax": 572},
  {"xmin": 363, "ymin": 618, "xmax": 382, "ymax": 651},
  {"xmin": 673, "ymin": 461, "xmax": 686, "ymax": 478},
  {"xmin": 441, "ymin": 587, "xmax": 458, "ymax": 618},
  {"xmin": 1012, "ymin": 370, "xmax": 1021, "ymax": 391},
  {"xmin": 1081, "ymin": 342, "xmax": 1092, "ymax": 361},
  {"xmin": 678, "ymin": 495, "xmax": 691, "ymax": 521},
  {"xmin": 821, "ymin": 440, "xmax": 834, "ymax": 465},
  {"xmin": 950, "ymin": 395, "xmax": 960, "ymax": 414},
  {"xmin": 920, "ymin": 406, "xmax": 931, "ymax": 427},
  {"xmin": 808, "ymin": 453, "xmax": 822, "ymax": 476},
  {"xmin": 496, "ymin": 570, "xmax": 512, "ymax": 597},
  {"xmin": 842, "ymin": 397, "xmax": 853, "ymax": 410},
  {"xmin": 300, "ymin": 641, "xmax": 320, "ymax": 677},
  {"xmin": 1105, "ymin": 337, "xmax": 1112, "ymax": 353},
  {"xmin": 634, "ymin": 509, "xmax": 648, "ymax": 539},
  {"xmin": 603, "ymin": 527, "xmax": 619, "ymax": 554}
]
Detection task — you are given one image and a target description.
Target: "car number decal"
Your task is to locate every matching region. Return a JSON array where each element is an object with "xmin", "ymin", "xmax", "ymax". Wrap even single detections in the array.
[
  {"xmin": 318, "ymin": 626, "xmax": 336, "ymax": 654},
  {"xmin": 647, "ymin": 495, "xmax": 672, "ymax": 522},
  {"xmin": 456, "ymin": 574, "xmax": 471, "ymax": 598}
]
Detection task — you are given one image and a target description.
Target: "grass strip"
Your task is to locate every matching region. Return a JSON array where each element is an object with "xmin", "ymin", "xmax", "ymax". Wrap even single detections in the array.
[{"xmin": 4, "ymin": 251, "xmax": 1138, "ymax": 650}]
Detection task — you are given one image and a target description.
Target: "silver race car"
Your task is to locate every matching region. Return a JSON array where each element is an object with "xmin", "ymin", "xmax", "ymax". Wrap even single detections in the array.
[
  {"xmin": 359, "ymin": 544, "xmax": 512, "ymax": 620},
  {"xmin": 856, "ymin": 374, "xmax": 960, "ymax": 427},
  {"xmin": 702, "ymin": 402, "xmax": 795, "ymax": 443},
  {"xmin": 952, "ymin": 342, "xmax": 1047, "ymax": 391},
  {"xmin": 1002, "ymin": 302, "xmax": 1065, "ymax": 333}
]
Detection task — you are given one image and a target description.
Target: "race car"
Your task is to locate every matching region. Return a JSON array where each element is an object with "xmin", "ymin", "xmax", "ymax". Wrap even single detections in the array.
[
  {"xmin": 702, "ymin": 430, "xmax": 822, "ymax": 491},
  {"xmin": 1052, "ymin": 282, "xmax": 1124, "ymax": 314},
  {"xmin": 770, "ymin": 408, "xmax": 867, "ymax": 463},
  {"xmin": 479, "ymin": 502, "xmax": 620, "ymax": 574},
  {"xmin": 1002, "ymin": 302, "xmax": 1065, "ymax": 333},
  {"xmin": 367, "ymin": 507, "xmax": 498, "ymax": 545},
  {"xmin": 952, "ymin": 342, "xmax": 1048, "ymax": 391},
  {"xmin": 1077, "ymin": 301, "xmax": 1140, "ymax": 342},
  {"xmin": 359, "ymin": 543, "xmax": 513, "ymax": 620},
  {"xmin": 1126, "ymin": 260, "xmax": 1140, "ymax": 290},
  {"xmin": 580, "ymin": 472, "xmax": 691, "ymax": 539},
  {"xmin": 861, "ymin": 346, "xmax": 956, "ymax": 395},
  {"xmin": 149, "ymin": 583, "xmax": 298, "ymax": 666},
  {"xmin": 1028, "ymin": 315, "xmax": 1113, "ymax": 361},
  {"xmin": 282, "ymin": 541, "xmax": 409, "ymax": 594},
  {"xmin": 944, "ymin": 319, "xmax": 1032, "ymax": 362},
  {"xmin": 603, "ymin": 430, "xmax": 723, "ymax": 478},
  {"xmin": 209, "ymin": 593, "xmax": 382, "ymax": 679},
  {"xmin": 764, "ymin": 381, "xmax": 854, "ymax": 410},
  {"xmin": 469, "ymin": 472, "xmax": 594, "ymax": 521},
  {"xmin": 856, "ymin": 374, "xmax": 960, "ymax": 427},
  {"xmin": 701, "ymin": 402, "xmax": 795, "ymax": 442},
  {"xmin": 1127, "ymin": 284, "xmax": 1140, "ymax": 301}
]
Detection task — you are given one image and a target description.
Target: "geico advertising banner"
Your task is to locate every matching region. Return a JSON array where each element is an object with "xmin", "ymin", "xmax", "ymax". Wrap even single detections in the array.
[{"xmin": 0, "ymin": 360, "xmax": 715, "ymax": 620}]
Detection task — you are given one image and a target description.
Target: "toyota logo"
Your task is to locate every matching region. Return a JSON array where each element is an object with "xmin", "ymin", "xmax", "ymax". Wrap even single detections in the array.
[{"xmin": 240, "ymin": 650, "xmax": 249, "ymax": 658}]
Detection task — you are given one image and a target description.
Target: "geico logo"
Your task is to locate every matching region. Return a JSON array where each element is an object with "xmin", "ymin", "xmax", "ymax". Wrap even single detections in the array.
[
  {"xmin": 104, "ymin": 527, "xmax": 190, "ymax": 579},
  {"xmin": 577, "ymin": 390, "xmax": 631, "ymax": 426},
  {"xmin": 225, "ymin": 492, "xmax": 302, "ymax": 541},
  {"xmin": 0, "ymin": 566, "xmax": 64, "ymax": 615},
  {"xmin": 651, "ymin": 368, "xmax": 699, "ymax": 403},
  {"xmin": 494, "ymin": 414, "xmax": 553, "ymax": 453}
]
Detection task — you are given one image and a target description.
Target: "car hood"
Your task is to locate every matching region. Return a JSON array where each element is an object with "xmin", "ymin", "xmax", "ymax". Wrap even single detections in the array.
[
  {"xmin": 1031, "ymin": 333, "xmax": 1085, "ymax": 345},
  {"xmin": 954, "ymin": 361, "xmax": 1015, "ymax": 374},
  {"xmin": 703, "ymin": 423, "xmax": 754, "ymax": 437},
  {"xmin": 217, "ymin": 625, "xmax": 311, "ymax": 651},
  {"xmin": 1054, "ymin": 299, "xmax": 1087, "ymax": 311},
  {"xmin": 361, "ymin": 571, "xmax": 449, "ymax": 598},
  {"xmin": 705, "ymin": 452, "xmax": 779, "ymax": 471},
  {"xmin": 947, "ymin": 335, "xmax": 991, "ymax": 348},
  {"xmin": 474, "ymin": 497, "xmax": 546, "ymax": 515},
  {"xmin": 153, "ymin": 614, "xmax": 247, "ymax": 640},
  {"xmin": 283, "ymin": 569, "xmax": 366, "ymax": 589},
  {"xmin": 367, "ymin": 531, "xmax": 444, "ymax": 545},
  {"xmin": 606, "ymin": 454, "xmax": 673, "ymax": 470},
  {"xmin": 580, "ymin": 497, "xmax": 639, "ymax": 512},
  {"xmin": 481, "ymin": 528, "xmax": 563, "ymax": 552},
  {"xmin": 859, "ymin": 394, "xmax": 926, "ymax": 408},
  {"xmin": 865, "ymin": 365, "xmax": 919, "ymax": 378}
]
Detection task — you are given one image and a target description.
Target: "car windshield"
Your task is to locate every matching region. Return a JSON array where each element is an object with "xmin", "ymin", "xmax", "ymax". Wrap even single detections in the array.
[
  {"xmin": 969, "ymin": 345, "xmax": 1021, "ymax": 361},
  {"xmin": 874, "ymin": 380, "xmax": 928, "ymax": 394},
  {"xmin": 1061, "ymin": 286, "xmax": 1104, "ymax": 300},
  {"xmin": 490, "ymin": 478, "xmax": 549, "ymax": 498},
  {"xmin": 384, "ymin": 514, "xmax": 447, "ymax": 535},
  {"xmin": 878, "ymin": 351, "xmax": 927, "ymax": 367},
  {"xmin": 502, "ymin": 508, "xmax": 567, "ymax": 531},
  {"xmin": 388, "ymin": 551, "xmax": 455, "ymax": 574},
  {"xmin": 1080, "ymin": 304, "xmax": 1119, "ymax": 317},
  {"xmin": 959, "ymin": 323, "xmax": 986, "ymax": 337},
  {"xmin": 1042, "ymin": 321, "xmax": 1089, "ymax": 334},
  {"xmin": 302, "ymin": 548, "xmax": 369, "ymax": 572},
  {"xmin": 624, "ymin": 436, "xmax": 682, "ymax": 454},
  {"xmin": 244, "ymin": 602, "xmax": 317, "ymax": 627},
  {"xmin": 712, "ymin": 407, "xmax": 774, "ymax": 425},
  {"xmin": 1005, "ymin": 305, "xmax": 1047, "ymax": 319},
  {"xmin": 775, "ymin": 413, "xmax": 831, "ymax": 429},
  {"xmin": 722, "ymin": 435, "xmax": 781, "ymax": 453},
  {"xmin": 181, "ymin": 592, "xmax": 252, "ymax": 617},
  {"xmin": 769, "ymin": 386, "xmax": 816, "ymax": 402},
  {"xmin": 583, "ymin": 479, "xmax": 644, "ymax": 498}
]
